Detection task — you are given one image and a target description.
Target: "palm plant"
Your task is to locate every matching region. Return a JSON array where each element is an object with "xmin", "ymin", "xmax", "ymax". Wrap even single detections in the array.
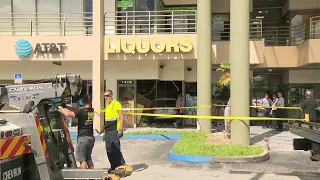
[{"xmin": 216, "ymin": 62, "xmax": 231, "ymax": 90}]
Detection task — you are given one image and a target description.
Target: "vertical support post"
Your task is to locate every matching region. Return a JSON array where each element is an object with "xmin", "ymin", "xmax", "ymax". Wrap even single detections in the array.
[
  {"xmin": 148, "ymin": 11, "xmax": 151, "ymax": 35},
  {"xmin": 30, "ymin": 20, "xmax": 33, "ymax": 36},
  {"xmin": 125, "ymin": 12, "xmax": 128, "ymax": 35},
  {"xmin": 92, "ymin": 0, "xmax": 105, "ymax": 133},
  {"xmin": 171, "ymin": 11, "xmax": 174, "ymax": 34},
  {"xmin": 197, "ymin": 0, "xmax": 212, "ymax": 133},
  {"xmin": 230, "ymin": 0, "xmax": 250, "ymax": 145},
  {"xmin": 62, "ymin": 13, "xmax": 66, "ymax": 36}
]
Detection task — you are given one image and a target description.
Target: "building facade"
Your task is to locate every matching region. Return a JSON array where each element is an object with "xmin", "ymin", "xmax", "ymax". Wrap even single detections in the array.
[{"xmin": 1, "ymin": 0, "xmax": 320, "ymax": 127}]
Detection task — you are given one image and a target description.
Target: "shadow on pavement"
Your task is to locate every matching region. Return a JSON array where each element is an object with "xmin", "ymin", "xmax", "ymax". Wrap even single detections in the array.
[
  {"xmin": 250, "ymin": 129, "xmax": 282, "ymax": 145},
  {"xmin": 229, "ymin": 170, "xmax": 320, "ymax": 180}
]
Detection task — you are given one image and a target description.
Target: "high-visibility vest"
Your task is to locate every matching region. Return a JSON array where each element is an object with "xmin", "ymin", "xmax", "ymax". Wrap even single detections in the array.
[{"xmin": 104, "ymin": 100, "xmax": 121, "ymax": 130}]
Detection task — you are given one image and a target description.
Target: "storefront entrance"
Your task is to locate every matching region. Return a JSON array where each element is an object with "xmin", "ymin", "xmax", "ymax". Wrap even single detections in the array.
[{"xmin": 117, "ymin": 80, "xmax": 136, "ymax": 128}]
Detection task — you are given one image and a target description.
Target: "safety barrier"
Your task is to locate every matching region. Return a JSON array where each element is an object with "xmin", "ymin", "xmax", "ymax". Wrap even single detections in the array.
[{"xmin": 97, "ymin": 104, "xmax": 310, "ymax": 123}]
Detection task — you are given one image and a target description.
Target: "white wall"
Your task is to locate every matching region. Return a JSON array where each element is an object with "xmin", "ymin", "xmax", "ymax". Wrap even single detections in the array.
[{"xmin": 289, "ymin": 70, "xmax": 320, "ymax": 83}]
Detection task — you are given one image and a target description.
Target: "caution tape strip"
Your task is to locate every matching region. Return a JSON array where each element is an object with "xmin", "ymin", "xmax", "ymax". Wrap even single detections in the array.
[
  {"xmin": 123, "ymin": 112, "xmax": 309, "ymax": 122},
  {"xmin": 0, "ymin": 135, "xmax": 31, "ymax": 160},
  {"xmin": 95, "ymin": 105, "xmax": 307, "ymax": 112}
]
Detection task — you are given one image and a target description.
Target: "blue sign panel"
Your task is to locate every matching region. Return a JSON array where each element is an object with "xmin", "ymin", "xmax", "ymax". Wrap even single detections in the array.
[{"xmin": 14, "ymin": 39, "xmax": 32, "ymax": 57}]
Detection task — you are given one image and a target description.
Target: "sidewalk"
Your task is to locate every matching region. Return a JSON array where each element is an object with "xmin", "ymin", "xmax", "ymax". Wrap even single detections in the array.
[
  {"xmin": 69, "ymin": 126, "xmax": 301, "ymax": 152},
  {"xmin": 250, "ymin": 126, "xmax": 302, "ymax": 152}
]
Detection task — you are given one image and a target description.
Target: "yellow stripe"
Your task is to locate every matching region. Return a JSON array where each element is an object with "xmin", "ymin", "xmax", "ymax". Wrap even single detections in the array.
[
  {"xmin": 0, "ymin": 139, "xmax": 5, "ymax": 149},
  {"xmin": 94, "ymin": 104, "xmax": 309, "ymax": 112},
  {"xmin": 37, "ymin": 122, "xmax": 47, "ymax": 154},
  {"xmin": 16, "ymin": 136, "xmax": 30, "ymax": 155},
  {"xmin": 124, "ymin": 112, "xmax": 308, "ymax": 121},
  {"xmin": 1, "ymin": 137, "xmax": 20, "ymax": 159}
]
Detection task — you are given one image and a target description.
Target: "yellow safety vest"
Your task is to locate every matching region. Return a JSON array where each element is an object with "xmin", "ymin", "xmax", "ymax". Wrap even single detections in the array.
[{"xmin": 104, "ymin": 100, "xmax": 121, "ymax": 130}]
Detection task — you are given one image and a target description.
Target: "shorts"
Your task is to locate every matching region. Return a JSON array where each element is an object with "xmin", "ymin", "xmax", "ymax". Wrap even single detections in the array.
[{"xmin": 76, "ymin": 136, "xmax": 95, "ymax": 162}]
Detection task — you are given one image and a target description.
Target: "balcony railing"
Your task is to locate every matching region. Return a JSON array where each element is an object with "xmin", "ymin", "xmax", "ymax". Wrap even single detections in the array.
[
  {"xmin": 0, "ymin": 12, "xmax": 92, "ymax": 36},
  {"xmin": 104, "ymin": 10, "xmax": 197, "ymax": 35},
  {"xmin": 0, "ymin": 11, "xmax": 319, "ymax": 46}
]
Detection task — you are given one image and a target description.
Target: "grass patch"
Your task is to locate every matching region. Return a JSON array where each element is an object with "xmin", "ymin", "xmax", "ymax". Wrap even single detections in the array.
[{"xmin": 124, "ymin": 130, "xmax": 264, "ymax": 157}]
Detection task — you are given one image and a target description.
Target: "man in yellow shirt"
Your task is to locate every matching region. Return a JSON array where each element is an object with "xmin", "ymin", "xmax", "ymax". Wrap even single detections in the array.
[{"xmin": 103, "ymin": 89, "xmax": 126, "ymax": 171}]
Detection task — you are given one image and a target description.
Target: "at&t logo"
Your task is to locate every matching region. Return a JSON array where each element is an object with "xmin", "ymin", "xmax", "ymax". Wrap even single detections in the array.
[{"xmin": 14, "ymin": 39, "xmax": 32, "ymax": 57}]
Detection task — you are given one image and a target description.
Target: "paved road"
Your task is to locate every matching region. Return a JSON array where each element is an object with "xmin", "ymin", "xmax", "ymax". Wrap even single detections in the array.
[
  {"xmin": 88, "ymin": 138, "xmax": 320, "ymax": 180},
  {"xmin": 70, "ymin": 127, "xmax": 320, "ymax": 179}
]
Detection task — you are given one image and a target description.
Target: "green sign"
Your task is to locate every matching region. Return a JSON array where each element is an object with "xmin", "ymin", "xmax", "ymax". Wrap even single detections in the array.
[
  {"xmin": 117, "ymin": 0, "xmax": 133, "ymax": 8},
  {"xmin": 165, "ymin": 6, "xmax": 197, "ymax": 11}
]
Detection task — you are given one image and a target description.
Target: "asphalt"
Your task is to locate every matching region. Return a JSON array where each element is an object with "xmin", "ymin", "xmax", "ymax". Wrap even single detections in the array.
[{"xmin": 70, "ymin": 127, "xmax": 320, "ymax": 180}]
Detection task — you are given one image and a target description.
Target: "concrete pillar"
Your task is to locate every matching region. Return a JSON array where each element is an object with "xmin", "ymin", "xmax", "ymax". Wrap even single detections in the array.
[
  {"xmin": 92, "ymin": 0, "xmax": 105, "ymax": 133},
  {"xmin": 230, "ymin": 0, "xmax": 250, "ymax": 145},
  {"xmin": 196, "ymin": 0, "xmax": 212, "ymax": 133}
]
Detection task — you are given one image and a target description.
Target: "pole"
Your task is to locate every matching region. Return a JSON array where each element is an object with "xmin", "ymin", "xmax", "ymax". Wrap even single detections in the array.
[
  {"xmin": 230, "ymin": 0, "xmax": 250, "ymax": 145},
  {"xmin": 197, "ymin": 0, "xmax": 212, "ymax": 133},
  {"xmin": 92, "ymin": 0, "xmax": 105, "ymax": 133}
]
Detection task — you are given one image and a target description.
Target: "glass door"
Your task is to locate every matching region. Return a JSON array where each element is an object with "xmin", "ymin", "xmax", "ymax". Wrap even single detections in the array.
[{"xmin": 117, "ymin": 80, "xmax": 136, "ymax": 128}]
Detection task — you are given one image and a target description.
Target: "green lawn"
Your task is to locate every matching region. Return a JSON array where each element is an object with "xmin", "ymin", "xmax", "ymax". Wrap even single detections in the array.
[{"xmin": 125, "ymin": 131, "xmax": 265, "ymax": 157}]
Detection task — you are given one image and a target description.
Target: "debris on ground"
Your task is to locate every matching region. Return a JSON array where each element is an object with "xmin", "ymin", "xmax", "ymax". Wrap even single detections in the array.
[{"xmin": 206, "ymin": 132, "xmax": 232, "ymax": 145}]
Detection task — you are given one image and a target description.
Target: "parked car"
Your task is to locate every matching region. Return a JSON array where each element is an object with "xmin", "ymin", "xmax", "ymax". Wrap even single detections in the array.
[{"xmin": 151, "ymin": 98, "xmax": 178, "ymax": 122}]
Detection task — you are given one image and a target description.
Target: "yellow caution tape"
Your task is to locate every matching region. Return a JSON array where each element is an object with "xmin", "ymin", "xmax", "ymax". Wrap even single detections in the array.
[{"xmin": 123, "ymin": 112, "xmax": 309, "ymax": 122}]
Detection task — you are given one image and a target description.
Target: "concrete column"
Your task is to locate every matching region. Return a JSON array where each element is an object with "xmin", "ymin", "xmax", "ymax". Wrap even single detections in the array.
[
  {"xmin": 92, "ymin": 0, "xmax": 105, "ymax": 133},
  {"xmin": 230, "ymin": 0, "xmax": 250, "ymax": 145},
  {"xmin": 196, "ymin": 0, "xmax": 212, "ymax": 133}
]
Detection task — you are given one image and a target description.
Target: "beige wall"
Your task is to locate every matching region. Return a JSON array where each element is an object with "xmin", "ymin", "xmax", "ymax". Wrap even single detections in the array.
[
  {"xmin": 0, "ymin": 36, "xmax": 94, "ymax": 61},
  {"xmin": 1, "ymin": 35, "xmax": 320, "ymax": 67},
  {"xmin": 289, "ymin": 70, "xmax": 320, "ymax": 83},
  {"xmin": 288, "ymin": 0, "xmax": 320, "ymax": 11}
]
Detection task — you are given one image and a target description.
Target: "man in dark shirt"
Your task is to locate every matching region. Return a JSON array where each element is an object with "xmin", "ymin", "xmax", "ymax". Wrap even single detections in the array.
[
  {"xmin": 301, "ymin": 91, "xmax": 317, "ymax": 123},
  {"xmin": 58, "ymin": 94, "xmax": 95, "ymax": 169}
]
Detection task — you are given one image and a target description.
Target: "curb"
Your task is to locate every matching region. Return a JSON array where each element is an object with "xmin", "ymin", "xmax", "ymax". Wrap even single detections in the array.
[
  {"xmin": 70, "ymin": 132, "xmax": 268, "ymax": 164},
  {"xmin": 213, "ymin": 148, "xmax": 270, "ymax": 163},
  {"xmin": 120, "ymin": 134, "xmax": 214, "ymax": 163}
]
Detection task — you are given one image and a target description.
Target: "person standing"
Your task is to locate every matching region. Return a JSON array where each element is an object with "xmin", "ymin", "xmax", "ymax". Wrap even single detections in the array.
[
  {"xmin": 224, "ymin": 98, "xmax": 231, "ymax": 139},
  {"xmin": 301, "ymin": 91, "xmax": 317, "ymax": 123},
  {"xmin": 103, "ymin": 89, "xmax": 126, "ymax": 172},
  {"xmin": 58, "ymin": 94, "xmax": 95, "ymax": 169},
  {"xmin": 261, "ymin": 93, "xmax": 273, "ymax": 128},
  {"xmin": 276, "ymin": 92, "xmax": 285, "ymax": 131},
  {"xmin": 174, "ymin": 94, "xmax": 183, "ymax": 128}
]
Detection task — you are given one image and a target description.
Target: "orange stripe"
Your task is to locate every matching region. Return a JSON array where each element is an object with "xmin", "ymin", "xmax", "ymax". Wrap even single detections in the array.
[
  {"xmin": 8, "ymin": 136, "xmax": 26, "ymax": 157},
  {"xmin": 0, "ymin": 135, "xmax": 31, "ymax": 159},
  {"xmin": 62, "ymin": 115, "xmax": 74, "ymax": 152},
  {"xmin": 35, "ymin": 116, "xmax": 48, "ymax": 158}
]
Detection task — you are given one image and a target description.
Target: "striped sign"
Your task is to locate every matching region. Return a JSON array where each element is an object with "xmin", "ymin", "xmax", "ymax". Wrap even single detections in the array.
[
  {"xmin": 0, "ymin": 135, "xmax": 31, "ymax": 160},
  {"xmin": 62, "ymin": 115, "xmax": 75, "ymax": 152},
  {"xmin": 35, "ymin": 116, "xmax": 50, "ymax": 160}
]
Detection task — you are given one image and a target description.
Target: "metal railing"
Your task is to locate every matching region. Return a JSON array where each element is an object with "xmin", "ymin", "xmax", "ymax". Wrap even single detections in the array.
[
  {"xmin": 0, "ymin": 11, "xmax": 319, "ymax": 46},
  {"xmin": 309, "ymin": 16, "xmax": 320, "ymax": 39},
  {"xmin": 0, "ymin": 13, "xmax": 92, "ymax": 36},
  {"xmin": 262, "ymin": 25, "xmax": 305, "ymax": 46},
  {"xmin": 104, "ymin": 10, "xmax": 197, "ymax": 35}
]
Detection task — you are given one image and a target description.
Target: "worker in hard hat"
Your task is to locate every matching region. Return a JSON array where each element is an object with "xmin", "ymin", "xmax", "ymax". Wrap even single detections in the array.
[
  {"xmin": 58, "ymin": 94, "xmax": 95, "ymax": 169},
  {"xmin": 103, "ymin": 89, "xmax": 126, "ymax": 172}
]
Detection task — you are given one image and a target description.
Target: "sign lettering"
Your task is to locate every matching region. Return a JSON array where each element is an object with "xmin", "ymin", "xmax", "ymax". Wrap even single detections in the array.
[
  {"xmin": 9, "ymin": 86, "xmax": 44, "ymax": 92},
  {"xmin": 105, "ymin": 36, "xmax": 193, "ymax": 54},
  {"xmin": 34, "ymin": 43, "xmax": 66, "ymax": 54},
  {"xmin": 2, "ymin": 166, "xmax": 21, "ymax": 180}
]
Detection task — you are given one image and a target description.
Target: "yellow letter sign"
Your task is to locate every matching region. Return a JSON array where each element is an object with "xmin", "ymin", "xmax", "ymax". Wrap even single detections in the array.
[{"xmin": 105, "ymin": 36, "xmax": 193, "ymax": 54}]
